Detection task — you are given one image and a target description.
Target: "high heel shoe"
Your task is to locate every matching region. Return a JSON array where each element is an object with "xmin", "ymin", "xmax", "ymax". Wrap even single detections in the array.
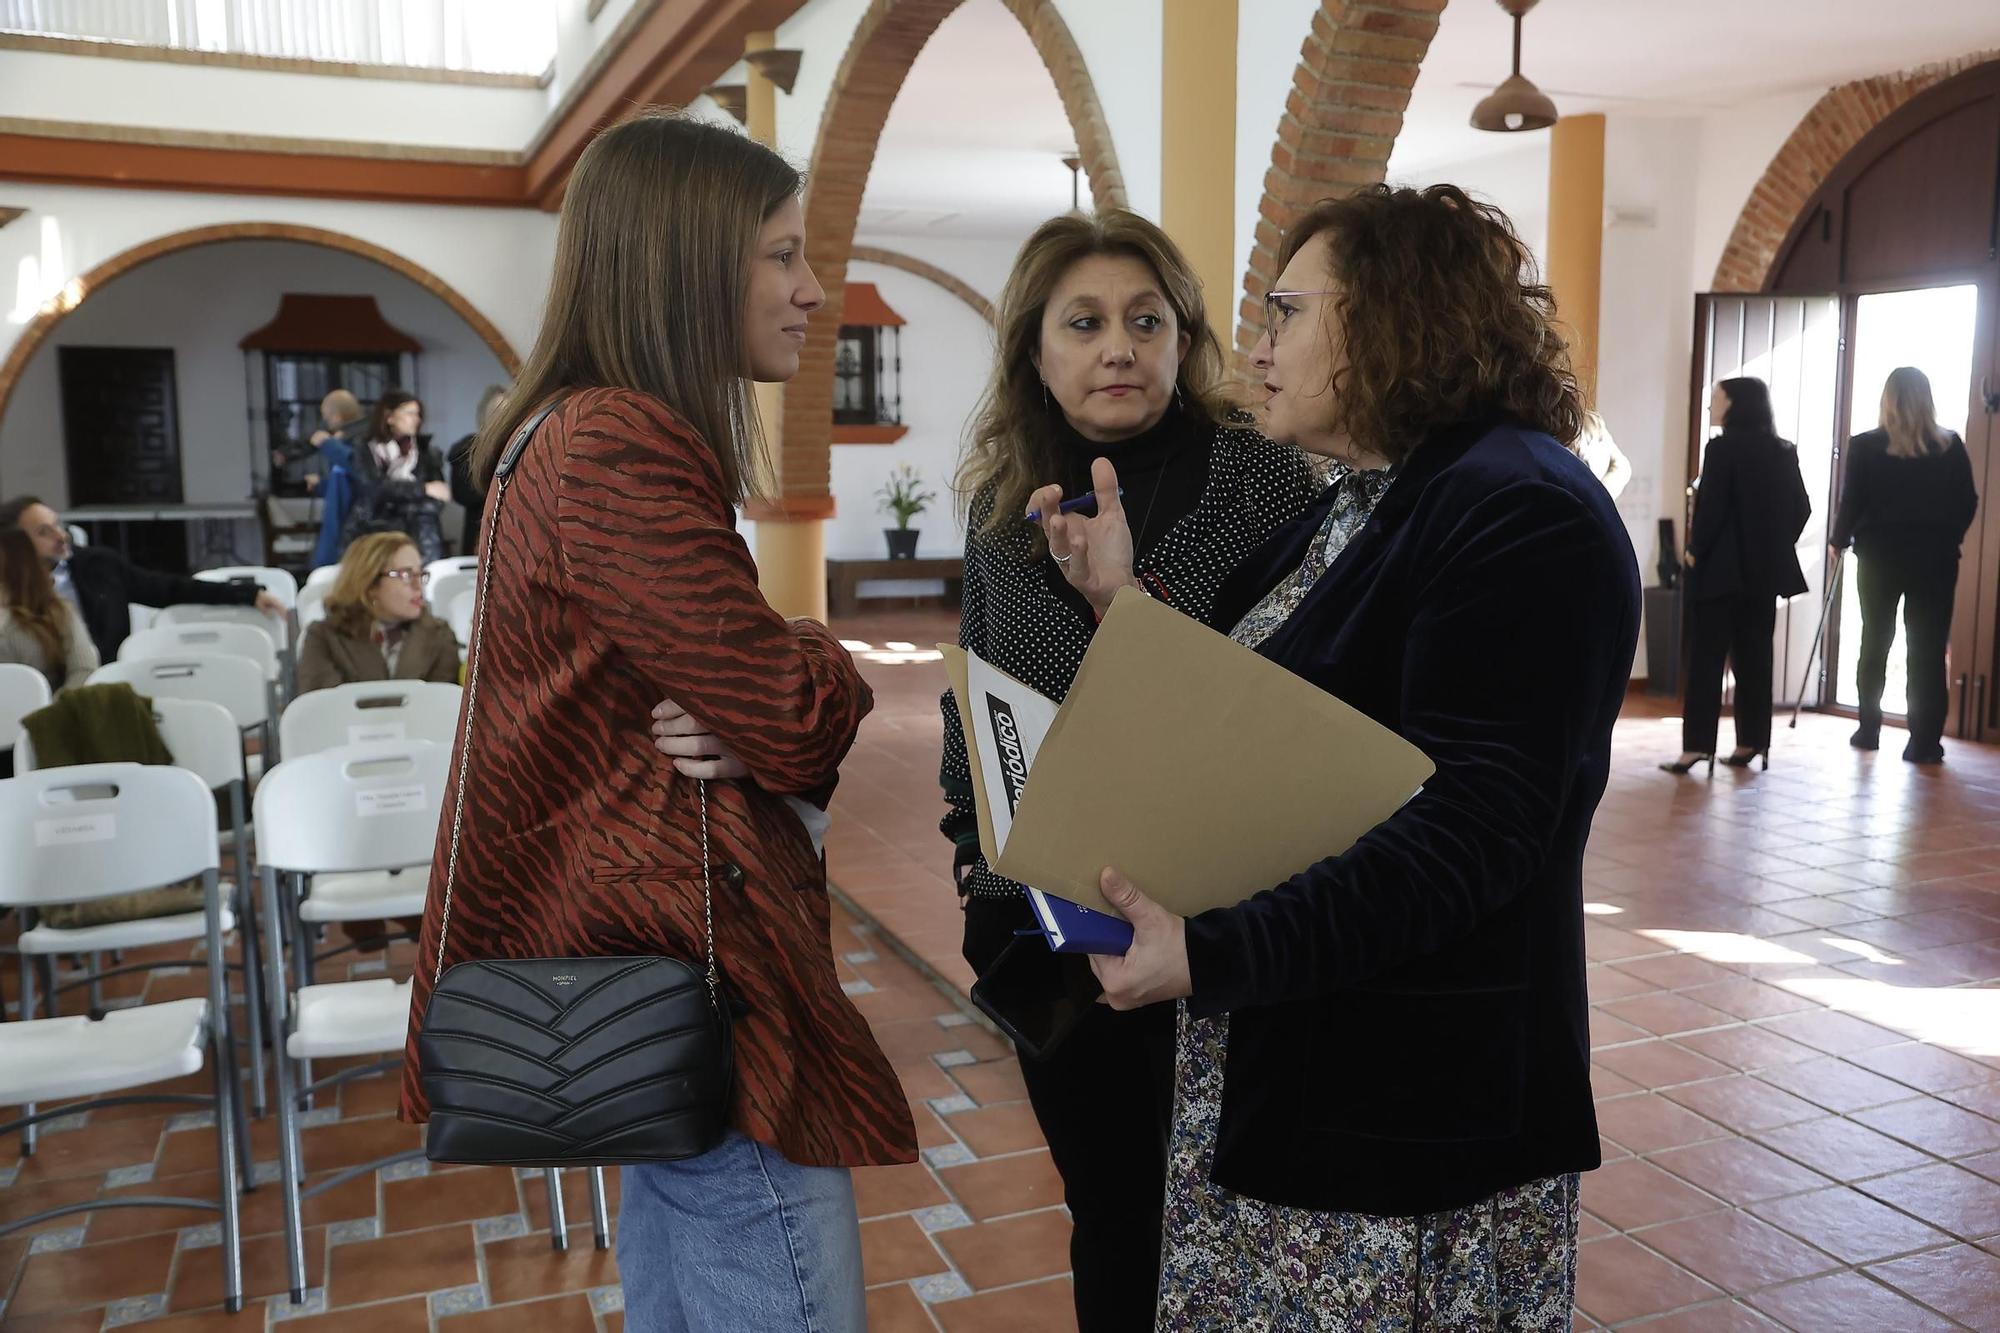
[
  {"xmin": 1659, "ymin": 754, "xmax": 1715, "ymax": 776},
  {"xmin": 1721, "ymin": 749, "xmax": 1769, "ymax": 771}
]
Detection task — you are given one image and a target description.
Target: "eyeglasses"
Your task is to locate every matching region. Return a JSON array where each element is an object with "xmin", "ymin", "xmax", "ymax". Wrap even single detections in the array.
[
  {"xmin": 1262, "ymin": 289, "xmax": 1339, "ymax": 347},
  {"xmin": 377, "ymin": 568, "xmax": 429, "ymax": 587}
]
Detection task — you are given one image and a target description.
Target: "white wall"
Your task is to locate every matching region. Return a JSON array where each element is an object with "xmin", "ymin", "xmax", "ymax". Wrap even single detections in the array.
[
  {"xmin": 1687, "ymin": 89, "xmax": 1825, "ymax": 294},
  {"xmin": 0, "ymin": 239, "xmax": 509, "ymax": 507},
  {"xmin": 0, "ymin": 48, "xmax": 547, "ymax": 151},
  {"xmin": 0, "ymin": 183, "xmax": 555, "ymax": 393},
  {"xmin": 1389, "ymin": 141, "xmax": 1551, "ymax": 267},
  {"xmin": 1051, "ymin": 0, "xmax": 1162, "ymax": 223},
  {"xmin": 1235, "ymin": 0, "xmax": 1323, "ymax": 306}
]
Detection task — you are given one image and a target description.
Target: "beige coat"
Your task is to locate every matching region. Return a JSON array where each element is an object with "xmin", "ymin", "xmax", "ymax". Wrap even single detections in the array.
[
  {"xmin": 296, "ymin": 614, "xmax": 460, "ymax": 693},
  {"xmin": 0, "ymin": 600, "xmax": 99, "ymax": 690}
]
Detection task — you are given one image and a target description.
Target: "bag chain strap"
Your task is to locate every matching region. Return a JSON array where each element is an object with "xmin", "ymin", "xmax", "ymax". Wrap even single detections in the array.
[{"xmin": 433, "ymin": 402, "xmax": 718, "ymax": 997}]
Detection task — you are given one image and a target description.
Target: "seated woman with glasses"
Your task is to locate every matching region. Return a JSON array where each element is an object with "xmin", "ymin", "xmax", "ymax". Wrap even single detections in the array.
[{"xmin": 297, "ymin": 531, "xmax": 461, "ymax": 694}]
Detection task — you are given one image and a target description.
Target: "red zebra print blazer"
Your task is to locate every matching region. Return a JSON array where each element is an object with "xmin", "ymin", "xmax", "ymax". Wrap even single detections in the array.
[{"xmin": 398, "ymin": 388, "xmax": 916, "ymax": 1169}]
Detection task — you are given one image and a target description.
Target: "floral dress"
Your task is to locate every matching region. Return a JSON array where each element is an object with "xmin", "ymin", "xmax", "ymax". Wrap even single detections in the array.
[{"xmin": 1156, "ymin": 462, "xmax": 1581, "ymax": 1332}]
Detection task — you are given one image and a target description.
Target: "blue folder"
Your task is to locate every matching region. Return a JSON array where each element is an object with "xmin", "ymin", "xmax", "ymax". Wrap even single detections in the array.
[{"xmin": 1026, "ymin": 887, "xmax": 1133, "ymax": 956}]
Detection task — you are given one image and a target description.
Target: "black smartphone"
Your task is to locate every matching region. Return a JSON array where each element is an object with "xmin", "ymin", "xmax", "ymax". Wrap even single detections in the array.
[{"xmin": 970, "ymin": 934, "xmax": 1102, "ymax": 1061}]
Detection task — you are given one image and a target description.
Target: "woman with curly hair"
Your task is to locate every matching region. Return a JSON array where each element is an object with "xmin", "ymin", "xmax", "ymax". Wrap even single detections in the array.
[{"xmin": 1037, "ymin": 184, "xmax": 1640, "ymax": 1328}]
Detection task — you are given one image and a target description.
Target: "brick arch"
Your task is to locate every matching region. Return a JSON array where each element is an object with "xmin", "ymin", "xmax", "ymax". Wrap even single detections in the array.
[
  {"xmin": 850, "ymin": 244, "xmax": 995, "ymax": 325},
  {"xmin": 1234, "ymin": 0, "xmax": 1446, "ymax": 363},
  {"xmin": 1712, "ymin": 49, "xmax": 2000, "ymax": 292},
  {"xmin": 0, "ymin": 222, "xmax": 522, "ymax": 433},
  {"xmin": 766, "ymin": 0, "xmax": 1125, "ymax": 518}
]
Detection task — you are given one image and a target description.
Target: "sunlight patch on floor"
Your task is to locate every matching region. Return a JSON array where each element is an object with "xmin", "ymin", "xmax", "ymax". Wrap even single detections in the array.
[
  {"xmin": 1780, "ymin": 976, "xmax": 2000, "ymax": 1058},
  {"xmin": 1637, "ymin": 929, "xmax": 1818, "ymax": 966}
]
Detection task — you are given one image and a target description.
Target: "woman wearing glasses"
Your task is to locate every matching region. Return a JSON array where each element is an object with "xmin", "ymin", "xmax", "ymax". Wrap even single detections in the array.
[
  {"xmin": 297, "ymin": 531, "xmax": 461, "ymax": 693},
  {"xmin": 1041, "ymin": 186, "xmax": 1640, "ymax": 1328},
  {"xmin": 941, "ymin": 208, "xmax": 1316, "ymax": 1330}
]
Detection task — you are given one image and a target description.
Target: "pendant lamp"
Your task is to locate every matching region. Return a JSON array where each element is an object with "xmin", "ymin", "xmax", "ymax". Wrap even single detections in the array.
[{"xmin": 1470, "ymin": 0, "xmax": 1558, "ymax": 133}]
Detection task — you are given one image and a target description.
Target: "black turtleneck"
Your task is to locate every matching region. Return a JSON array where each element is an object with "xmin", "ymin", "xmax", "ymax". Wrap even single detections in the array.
[{"xmin": 1052, "ymin": 403, "xmax": 1211, "ymax": 562}]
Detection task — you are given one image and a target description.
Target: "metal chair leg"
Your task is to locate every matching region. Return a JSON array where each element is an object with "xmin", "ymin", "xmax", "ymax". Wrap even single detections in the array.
[
  {"xmin": 204, "ymin": 867, "xmax": 247, "ymax": 1314},
  {"xmin": 545, "ymin": 1169, "xmax": 569, "ymax": 1252},
  {"xmin": 588, "ymin": 1166, "xmax": 610, "ymax": 1250},
  {"xmin": 17, "ymin": 949, "xmax": 37, "ymax": 1157},
  {"xmin": 262, "ymin": 867, "xmax": 309, "ymax": 1303}
]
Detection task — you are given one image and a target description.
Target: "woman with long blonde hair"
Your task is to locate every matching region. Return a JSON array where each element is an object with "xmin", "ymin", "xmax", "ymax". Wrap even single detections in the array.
[
  {"xmin": 0, "ymin": 528, "xmax": 95, "ymax": 693},
  {"xmin": 295, "ymin": 532, "xmax": 460, "ymax": 693},
  {"xmin": 940, "ymin": 208, "xmax": 1317, "ymax": 1330},
  {"xmin": 1829, "ymin": 366, "xmax": 1978, "ymax": 762}
]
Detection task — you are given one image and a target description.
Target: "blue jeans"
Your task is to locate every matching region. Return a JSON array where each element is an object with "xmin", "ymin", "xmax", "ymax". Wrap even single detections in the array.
[{"xmin": 616, "ymin": 1132, "xmax": 865, "ymax": 1333}]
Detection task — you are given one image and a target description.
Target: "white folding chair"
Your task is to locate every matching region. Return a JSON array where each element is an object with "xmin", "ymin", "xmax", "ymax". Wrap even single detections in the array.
[
  {"xmin": 123, "ymin": 623, "xmax": 284, "ymax": 753},
  {"xmin": 196, "ymin": 565, "xmax": 299, "ymax": 610},
  {"xmin": 296, "ymin": 583, "xmax": 329, "ymax": 633},
  {"xmin": 304, "ymin": 565, "xmax": 341, "ymax": 589},
  {"xmin": 445, "ymin": 588, "xmax": 475, "ymax": 647},
  {"xmin": 0, "ymin": 661, "xmax": 51, "ymax": 758},
  {"xmin": 0, "ymin": 763, "xmax": 245, "ymax": 1312},
  {"xmin": 281, "ymin": 680, "xmax": 462, "ymax": 759},
  {"xmin": 15, "ymin": 697, "xmax": 269, "ymax": 1115},
  {"xmin": 425, "ymin": 556, "xmax": 478, "ymax": 583},
  {"xmin": 427, "ymin": 569, "xmax": 476, "ymax": 629},
  {"xmin": 89, "ymin": 652, "xmax": 275, "ymax": 777},
  {"xmin": 158, "ymin": 603, "xmax": 296, "ymax": 700}
]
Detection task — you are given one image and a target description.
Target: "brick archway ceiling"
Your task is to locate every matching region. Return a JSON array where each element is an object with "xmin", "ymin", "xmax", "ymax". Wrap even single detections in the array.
[
  {"xmin": 850, "ymin": 245, "xmax": 995, "ymax": 325},
  {"xmin": 1234, "ymin": 0, "xmax": 1445, "ymax": 368},
  {"xmin": 0, "ymin": 222, "xmax": 522, "ymax": 435},
  {"xmin": 765, "ymin": 0, "xmax": 1124, "ymax": 519},
  {"xmin": 1711, "ymin": 50, "xmax": 2000, "ymax": 293}
]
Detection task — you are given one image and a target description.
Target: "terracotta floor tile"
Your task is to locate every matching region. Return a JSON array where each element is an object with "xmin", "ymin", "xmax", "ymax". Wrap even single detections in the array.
[
  {"xmin": 1616, "ymin": 1298, "xmax": 1786, "ymax": 1331},
  {"xmin": 1590, "ymin": 1066, "xmax": 1645, "ymax": 1099},
  {"xmin": 1866, "ymin": 1241, "xmax": 2000, "ymax": 1332},
  {"xmin": 481, "ymin": 1226, "xmax": 618, "ymax": 1304},
  {"xmin": 1748, "ymin": 1269, "xmax": 1961, "ymax": 1332},
  {"xmin": 859, "ymin": 1214, "xmax": 949, "ymax": 1285},
  {"xmin": 174, "ymin": 1226, "xmax": 329, "ymax": 1310},
  {"xmin": 910, "ymin": 1102, "xmax": 959, "ymax": 1151},
  {"xmin": 1591, "ymin": 1039, "xmax": 1736, "ymax": 1090},
  {"xmin": 1752, "ymin": 1056, "xmax": 1919, "ymax": 1113},
  {"xmin": 1578, "ymin": 1157, "xmax": 1726, "ymax": 1230},
  {"xmin": 1585, "ymin": 965, "xmax": 1660, "ymax": 1002},
  {"xmin": 1608, "ymin": 952, "xmax": 1741, "ymax": 992},
  {"xmin": 1856, "ymin": 1162, "xmax": 2000, "ymax": 1241},
  {"xmin": 1750, "ymin": 1185, "xmax": 1955, "ymax": 1264},
  {"xmin": 865, "ymin": 1281, "xmax": 942, "ymax": 1332},
  {"xmin": 111, "ymin": 1310, "xmax": 258, "ymax": 1332},
  {"xmin": 932, "ymin": 1275, "xmax": 1078, "ymax": 1333},
  {"xmin": 1590, "ymin": 1009, "xmax": 1657, "ymax": 1049},
  {"xmin": 301, "ymin": 1114, "xmax": 426, "ymax": 1174},
  {"xmin": 326, "ymin": 1223, "xmax": 478, "ymax": 1308},
  {"xmin": 934, "ymin": 1208, "xmax": 1072, "ymax": 1291},
  {"xmin": 381, "ymin": 1165, "xmax": 521, "ymax": 1234},
  {"xmin": 939, "ymin": 1150, "xmax": 1067, "ymax": 1221},
  {"xmin": 1672, "ymin": 1024, "xmax": 1823, "ymax": 1072},
  {"xmin": 1854, "ymin": 1096, "xmax": 2000, "ymax": 1159},
  {"xmin": 1594, "ymin": 1091, "xmax": 1730, "ymax": 1155},
  {"xmin": 944, "ymin": 1101, "xmax": 1046, "ymax": 1159},
  {"xmin": 1573, "ymin": 1234, "xmax": 1722, "ymax": 1325},
  {"xmin": 0, "ymin": 1176, "xmax": 98, "ymax": 1234},
  {"xmin": 1845, "ymin": 1041, "xmax": 1999, "ymax": 1095},
  {"xmin": 7, "ymin": 1115, "xmax": 164, "ymax": 1184},
  {"xmin": 1755, "ymin": 1116, "xmax": 1936, "ymax": 1179},
  {"xmin": 437, "ymin": 1293, "xmax": 599, "ymax": 1332},
  {"xmin": 1635, "ymin": 1209, "xmax": 1843, "ymax": 1292},
  {"xmin": 1758, "ymin": 1007, "xmax": 1910, "ymax": 1055},
  {"xmin": 1943, "ymin": 1082, "xmax": 2000, "ymax": 1120},
  {"xmin": 0, "ymin": 1312, "xmax": 115, "ymax": 1332},
  {"xmin": 7, "ymin": 1231, "xmax": 178, "ymax": 1316},
  {"xmin": 1597, "ymin": 991, "xmax": 1736, "ymax": 1037},
  {"xmin": 854, "ymin": 1162, "xmax": 951, "ymax": 1219},
  {"xmin": 1650, "ymin": 1137, "xmax": 1834, "ymax": 1205},
  {"xmin": 284, "ymin": 1298, "xmax": 432, "ymax": 1332},
  {"xmin": 946, "ymin": 1058, "xmax": 1029, "ymax": 1107},
  {"xmin": 1661, "ymin": 1075, "xmax": 1828, "ymax": 1133}
]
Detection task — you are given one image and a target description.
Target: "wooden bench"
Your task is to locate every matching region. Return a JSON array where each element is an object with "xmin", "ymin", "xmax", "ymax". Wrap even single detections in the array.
[{"xmin": 826, "ymin": 556, "xmax": 964, "ymax": 618}]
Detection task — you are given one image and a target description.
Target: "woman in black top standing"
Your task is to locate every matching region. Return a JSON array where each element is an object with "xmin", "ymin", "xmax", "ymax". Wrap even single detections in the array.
[
  {"xmin": 1664, "ymin": 376, "xmax": 1811, "ymax": 775},
  {"xmin": 1830, "ymin": 366, "xmax": 1979, "ymax": 763},
  {"xmin": 939, "ymin": 209, "xmax": 1315, "ymax": 1332}
]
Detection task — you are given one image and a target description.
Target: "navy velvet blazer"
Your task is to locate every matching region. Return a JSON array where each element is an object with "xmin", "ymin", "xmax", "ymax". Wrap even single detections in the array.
[{"xmin": 1184, "ymin": 418, "xmax": 1641, "ymax": 1217}]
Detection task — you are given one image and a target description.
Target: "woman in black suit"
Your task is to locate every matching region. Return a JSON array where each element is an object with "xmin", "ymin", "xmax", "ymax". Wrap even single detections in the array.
[
  {"xmin": 1664, "ymin": 376, "xmax": 1810, "ymax": 774},
  {"xmin": 1830, "ymin": 366, "xmax": 1978, "ymax": 763},
  {"xmin": 1029, "ymin": 184, "xmax": 1640, "ymax": 1329}
]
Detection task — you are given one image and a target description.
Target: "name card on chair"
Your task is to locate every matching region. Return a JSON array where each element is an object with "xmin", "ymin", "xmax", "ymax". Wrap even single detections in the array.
[
  {"xmin": 348, "ymin": 722, "xmax": 408, "ymax": 746},
  {"xmin": 356, "ymin": 785, "xmax": 428, "ymax": 818},
  {"xmin": 36, "ymin": 813, "xmax": 117, "ymax": 846}
]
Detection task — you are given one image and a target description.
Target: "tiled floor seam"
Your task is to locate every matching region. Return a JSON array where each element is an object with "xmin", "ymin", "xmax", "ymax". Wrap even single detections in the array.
[{"xmin": 824, "ymin": 879, "xmax": 995, "ymax": 1037}]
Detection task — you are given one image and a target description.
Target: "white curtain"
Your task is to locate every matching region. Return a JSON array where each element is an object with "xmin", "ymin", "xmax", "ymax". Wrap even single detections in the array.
[{"xmin": 1, "ymin": 0, "xmax": 555, "ymax": 75}]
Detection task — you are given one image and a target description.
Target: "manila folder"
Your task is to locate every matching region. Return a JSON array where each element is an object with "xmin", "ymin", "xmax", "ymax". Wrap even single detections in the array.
[{"xmin": 988, "ymin": 586, "xmax": 1434, "ymax": 919}]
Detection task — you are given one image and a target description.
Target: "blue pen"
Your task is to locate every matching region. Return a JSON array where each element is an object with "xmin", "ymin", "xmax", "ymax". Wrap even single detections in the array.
[{"xmin": 1026, "ymin": 487, "xmax": 1124, "ymax": 524}]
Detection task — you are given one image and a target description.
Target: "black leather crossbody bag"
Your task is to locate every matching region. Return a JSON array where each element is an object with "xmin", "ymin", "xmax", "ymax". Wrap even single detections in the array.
[{"xmin": 419, "ymin": 398, "xmax": 735, "ymax": 1167}]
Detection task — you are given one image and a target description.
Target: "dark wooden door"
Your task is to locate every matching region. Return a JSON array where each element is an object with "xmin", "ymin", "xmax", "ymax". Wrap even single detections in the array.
[{"xmin": 58, "ymin": 346, "xmax": 184, "ymax": 505}]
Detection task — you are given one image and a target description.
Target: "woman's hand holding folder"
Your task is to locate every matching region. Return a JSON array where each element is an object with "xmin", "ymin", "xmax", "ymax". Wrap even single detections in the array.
[{"xmin": 1087, "ymin": 865, "xmax": 1192, "ymax": 1010}]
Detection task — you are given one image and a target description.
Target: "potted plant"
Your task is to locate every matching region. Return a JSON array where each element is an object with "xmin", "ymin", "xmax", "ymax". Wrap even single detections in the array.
[{"xmin": 877, "ymin": 463, "xmax": 935, "ymax": 560}]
